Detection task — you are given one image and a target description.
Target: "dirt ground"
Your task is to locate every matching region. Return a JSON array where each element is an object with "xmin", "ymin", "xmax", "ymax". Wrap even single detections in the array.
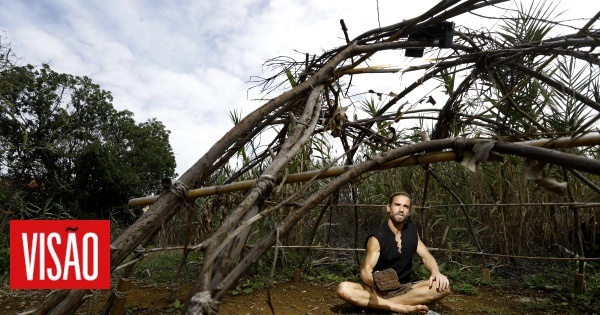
[{"xmin": 0, "ymin": 279, "xmax": 591, "ymax": 315}]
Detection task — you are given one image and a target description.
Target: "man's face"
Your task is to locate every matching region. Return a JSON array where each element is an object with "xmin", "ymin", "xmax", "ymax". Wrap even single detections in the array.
[{"xmin": 387, "ymin": 195, "xmax": 411, "ymax": 224}]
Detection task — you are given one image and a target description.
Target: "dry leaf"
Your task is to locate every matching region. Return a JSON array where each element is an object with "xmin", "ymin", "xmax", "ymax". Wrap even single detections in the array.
[
  {"xmin": 523, "ymin": 158, "xmax": 566, "ymax": 194},
  {"xmin": 460, "ymin": 152, "xmax": 478, "ymax": 172},
  {"xmin": 427, "ymin": 95, "xmax": 436, "ymax": 105},
  {"xmin": 459, "ymin": 141, "xmax": 495, "ymax": 172},
  {"xmin": 534, "ymin": 178, "xmax": 567, "ymax": 195},
  {"xmin": 324, "ymin": 106, "xmax": 348, "ymax": 137},
  {"xmin": 472, "ymin": 141, "xmax": 495, "ymax": 163},
  {"xmin": 394, "ymin": 101, "xmax": 409, "ymax": 122}
]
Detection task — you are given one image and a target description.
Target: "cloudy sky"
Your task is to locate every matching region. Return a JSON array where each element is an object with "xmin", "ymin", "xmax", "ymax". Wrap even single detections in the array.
[{"xmin": 0, "ymin": 0, "xmax": 594, "ymax": 176}]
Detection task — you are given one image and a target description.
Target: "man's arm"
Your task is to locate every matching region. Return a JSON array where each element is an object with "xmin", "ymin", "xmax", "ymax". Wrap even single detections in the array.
[
  {"xmin": 416, "ymin": 236, "xmax": 450, "ymax": 292},
  {"xmin": 360, "ymin": 236, "xmax": 381, "ymax": 288}
]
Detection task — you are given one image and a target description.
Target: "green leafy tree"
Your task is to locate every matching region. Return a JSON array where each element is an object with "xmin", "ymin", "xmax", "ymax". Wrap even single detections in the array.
[{"xmin": 0, "ymin": 64, "xmax": 176, "ymax": 221}]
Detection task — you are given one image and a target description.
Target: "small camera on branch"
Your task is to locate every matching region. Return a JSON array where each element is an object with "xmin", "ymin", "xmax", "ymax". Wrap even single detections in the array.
[{"xmin": 405, "ymin": 21, "xmax": 455, "ymax": 58}]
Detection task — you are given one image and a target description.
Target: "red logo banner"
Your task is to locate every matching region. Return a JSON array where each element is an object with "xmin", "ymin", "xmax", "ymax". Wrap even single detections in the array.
[{"xmin": 10, "ymin": 220, "xmax": 110, "ymax": 289}]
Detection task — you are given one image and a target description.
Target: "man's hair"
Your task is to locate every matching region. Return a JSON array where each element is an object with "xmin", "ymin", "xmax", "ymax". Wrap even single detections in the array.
[{"xmin": 387, "ymin": 192, "xmax": 412, "ymax": 205}]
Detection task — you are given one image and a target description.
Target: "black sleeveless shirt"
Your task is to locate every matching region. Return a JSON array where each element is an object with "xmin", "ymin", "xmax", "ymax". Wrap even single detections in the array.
[{"xmin": 365, "ymin": 222, "xmax": 418, "ymax": 284}]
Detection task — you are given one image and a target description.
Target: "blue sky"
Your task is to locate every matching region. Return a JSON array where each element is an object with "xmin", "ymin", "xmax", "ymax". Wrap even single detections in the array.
[{"xmin": 0, "ymin": 0, "xmax": 594, "ymax": 176}]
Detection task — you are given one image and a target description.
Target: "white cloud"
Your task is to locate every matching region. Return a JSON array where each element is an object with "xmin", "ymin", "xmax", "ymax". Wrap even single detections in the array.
[{"xmin": 0, "ymin": 0, "xmax": 596, "ymax": 176}]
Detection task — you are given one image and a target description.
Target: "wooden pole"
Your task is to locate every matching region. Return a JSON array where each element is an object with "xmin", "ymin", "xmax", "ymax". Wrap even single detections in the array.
[
  {"xmin": 109, "ymin": 278, "xmax": 132, "ymax": 315},
  {"xmin": 574, "ymin": 273, "xmax": 586, "ymax": 294},
  {"xmin": 482, "ymin": 268, "xmax": 491, "ymax": 284},
  {"xmin": 128, "ymin": 134, "xmax": 600, "ymax": 208},
  {"xmin": 128, "ymin": 151, "xmax": 457, "ymax": 207}
]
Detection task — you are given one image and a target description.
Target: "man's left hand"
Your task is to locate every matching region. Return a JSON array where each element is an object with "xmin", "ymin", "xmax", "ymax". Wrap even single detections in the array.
[{"xmin": 429, "ymin": 273, "xmax": 450, "ymax": 292}]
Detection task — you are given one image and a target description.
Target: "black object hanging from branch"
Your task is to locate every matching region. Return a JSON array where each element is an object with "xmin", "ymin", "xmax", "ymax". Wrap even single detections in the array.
[{"xmin": 405, "ymin": 21, "xmax": 455, "ymax": 57}]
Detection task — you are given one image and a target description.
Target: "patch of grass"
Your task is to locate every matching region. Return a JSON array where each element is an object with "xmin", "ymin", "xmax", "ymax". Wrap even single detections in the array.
[
  {"xmin": 445, "ymin": 297, "xmax": 458, "ymax": 303},
  {"xmin": 416, "ymin": 259, "xmax": 491, "ymax": 288},
  {"xmin": 303, "ymin": 269, "xmax": 348, "ymax": 283},
  {"xmin": 127, "ymin": 251, "xmax": 201, "ymax": 285},
  {"xmin": 302, "ymin": 262, "xmax": 358, "ymax": 283},
  {"xmin": 330, "ymin": 261, "xmax": 356, "ymax": 276},
  {"xmin": 506, "ymin": 264, "xmax": 600, "ymax": 314},
  {"xmin": 230, "ymin": 276, "xmax": 267, "ymax": 296},
  {"xmin": 564, "ymin": 288, "xmax": 600, "ymax": 313},
  {"xmin": 524, "ymin": 274, "xmax": 546, "ymax": 289},
  {"xmin": 453, "ymin": 282, "xmax": 478, "ymax": 295},
  {"xmin": 476, "ymin": 306, "xmax": 498, "ymax": 313},
  {"xmin": 518, "ymin": 298, "xmax": 550, "ymax": 312}
]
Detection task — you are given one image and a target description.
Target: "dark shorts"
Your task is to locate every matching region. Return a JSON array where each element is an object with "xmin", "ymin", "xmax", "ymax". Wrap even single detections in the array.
[{"xmin": 375, "ymin": 280, "xmax": 420, "ymax": 298}]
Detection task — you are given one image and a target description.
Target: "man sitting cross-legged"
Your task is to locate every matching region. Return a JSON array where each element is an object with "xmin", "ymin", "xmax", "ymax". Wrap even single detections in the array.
[{"xmin": 336, "ymin": 192, "xmax": 450, "ymax": 314}]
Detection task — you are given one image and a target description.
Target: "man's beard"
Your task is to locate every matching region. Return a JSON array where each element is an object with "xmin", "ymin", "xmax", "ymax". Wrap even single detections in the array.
[{"xmin": 389, "ymin": 212, "xmax": 407, "ymax": 223}]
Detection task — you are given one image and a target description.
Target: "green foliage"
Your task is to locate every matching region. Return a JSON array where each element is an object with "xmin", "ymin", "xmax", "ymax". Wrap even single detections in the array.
[
  {"xmin": 568, "ymin": 285, "xmax": 600, "ymax": 313},
  {"xmin": 284, "ymin": 67, "xmax": 297, "ymax": 87},
  {"xmin": 524, "ymin": 274, "xmax": 547, "ymax": 289},
  {"xmin": 358, "ymin": 97, "xmax": 382, "ymax": 118},
  {"xmin": 517, "ymin": 298, "xmax": 550, "ymax": 312},
  {"xmin": 475, "ymin": 306, "xmax": 497, "ymax": 314},
  {"xmin": 301, "ymin": 262, "xmax": 358, "ymax": 284},
  {"xmin": 230, "ymin": 276, "xmax": 267, "ymax": 296},
  {"xmin": 499, "ymin": 0, "xmax": 558, "ymax": 45},
  {"xmin": 502, "ymin": 264, "xmax": 600, "ymax": 313},
  {"xmin": 438, "ymin": 67, "xmax": 456, "ymax": 95},
  {"xmin": 0, "ymin": 64, "xmax": 176, "ymax": 222},
  {"xmin": 129, "ymin": 251, "xmax": 201, "ymax": 285},
  {"xmin": 544, "ymin": 56, "xmax": 597, "ymax": 132},
  {"xmin": 453, "ymin": 282, "xmax": 479, "ymax": 295},
  {"xmin": 412, "ymin": 263, "xmax": 429, "ymax": 281},
  {"xmin": 171, "ymin": 299, "xmax": 184, "ymax": 309}
]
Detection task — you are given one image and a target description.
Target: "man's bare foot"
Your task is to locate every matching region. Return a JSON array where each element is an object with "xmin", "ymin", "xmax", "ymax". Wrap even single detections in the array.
[{"xmin": 395, "ymin": 304, "xmax": 428, "ymax": 314}]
